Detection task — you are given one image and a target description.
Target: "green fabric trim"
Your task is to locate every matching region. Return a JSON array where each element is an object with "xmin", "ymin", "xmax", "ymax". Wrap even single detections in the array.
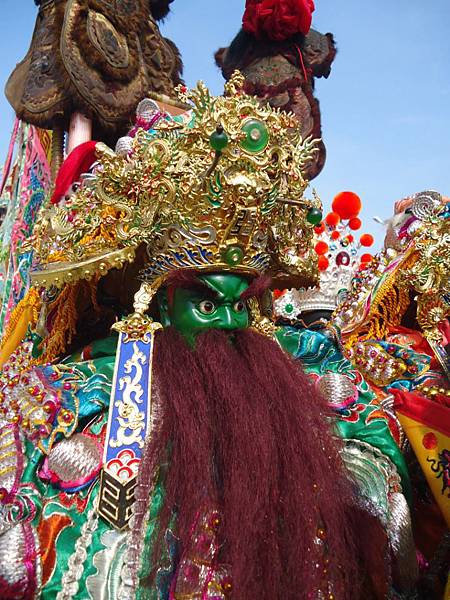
[{"xmin": 276, "ymin": 326, "xmax": 411, "ymax": 502}]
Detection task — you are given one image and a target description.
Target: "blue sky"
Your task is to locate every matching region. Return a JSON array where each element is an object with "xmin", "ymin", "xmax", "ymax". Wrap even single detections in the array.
[{"xmin": 1, "ymin": 0, "xmax": 449, "ymax": 246}]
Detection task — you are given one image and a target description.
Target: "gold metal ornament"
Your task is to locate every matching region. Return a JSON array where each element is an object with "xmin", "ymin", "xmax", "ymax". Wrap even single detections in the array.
[
  {"xmin": 248, "ymin": 297, "xmax": 278, "ymax": 337},
  {"xmin": 401, "ymin": 216, "xmax": 450, "ymax": 342},
  {"xmin": 30, "ymin": 71, "xmax": 320, "ymax": 293},
  {"xmin": 111, "ymin": 282, "xmax": 163, "ymax": 342}
]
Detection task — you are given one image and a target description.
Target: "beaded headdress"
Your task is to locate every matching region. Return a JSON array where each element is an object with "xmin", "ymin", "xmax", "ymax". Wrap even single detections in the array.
[
  {"xmin": 274, "ymin": 191, "xmax": 374, "ymax": 322},
  {"xmin": 29, "ymin": 72, "xmax": 321, "ymax": 293}
]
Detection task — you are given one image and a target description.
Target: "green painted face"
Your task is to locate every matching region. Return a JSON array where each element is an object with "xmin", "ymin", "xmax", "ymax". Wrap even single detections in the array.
[{"xmin": 158, "ymin": 273, "xmax": 250, "ymax": 346}]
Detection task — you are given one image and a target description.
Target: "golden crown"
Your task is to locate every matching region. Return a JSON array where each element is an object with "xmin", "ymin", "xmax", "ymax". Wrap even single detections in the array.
[{"xmin": 30, "ymin": 72, "xmax": 321, "ymax": 290}]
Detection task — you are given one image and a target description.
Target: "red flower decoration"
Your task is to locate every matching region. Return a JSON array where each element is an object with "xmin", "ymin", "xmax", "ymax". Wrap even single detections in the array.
[
  {"xmin": 325, "ymin": 211, "xmax": 340, "ymax": 227},
  {"xmin": 332, "ymin": 191, "xmax": 362, "ymax": 220},
  {"xmin": 243, "ymin": 0, "xmax": 315, "ymax": 41},
  {"xmin": 318, "ymin": 255, "xmax": 329, "ymax": 271},
  {"xmin": 349, "ymin": 217, "xmax": 362, "ymax": 231},
  {"xmin": 360, "ymin": 233, "xmax": 374, "ymax": 247},
  {"xmin": 314, "ymin": 241, "xmax": 329, "ymax": 256}
]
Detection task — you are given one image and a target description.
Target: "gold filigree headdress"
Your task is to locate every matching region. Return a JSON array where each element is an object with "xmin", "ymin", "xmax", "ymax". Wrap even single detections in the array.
[
  {"xmin": 30, "ymin": 72, "xmax": 321, "ymax": 291},
  {"xmin": 404, "ymin": 201, "xmax": 450, "ymax": 344},
  {"xmin": 335, "ymin": 191, "xmax": 450, "ymax": 347}
]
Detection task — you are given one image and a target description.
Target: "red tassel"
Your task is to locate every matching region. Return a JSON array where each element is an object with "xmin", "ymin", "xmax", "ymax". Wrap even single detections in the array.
[{"xmin": 50, "ymin": 141, "xmax": 98, "ymax": 205}]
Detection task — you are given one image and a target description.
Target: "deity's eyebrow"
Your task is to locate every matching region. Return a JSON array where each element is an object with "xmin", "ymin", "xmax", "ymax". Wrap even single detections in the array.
[
  {"xmin": 165, "ymin": 269, "xmax": 219, "ymax": 305},
  {"xmin": 240, "ymin": 275, "xmax": 271, "ymax": 300}
]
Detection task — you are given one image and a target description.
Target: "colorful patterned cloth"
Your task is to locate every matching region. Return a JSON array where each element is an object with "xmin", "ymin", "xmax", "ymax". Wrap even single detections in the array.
[
  {"xmin": 0, "ymin": 335, "xmax": 229, "ymax": 599},
  {"xmin": 0, "ymin": 120, "xmax": 51, "ymax": 331}
]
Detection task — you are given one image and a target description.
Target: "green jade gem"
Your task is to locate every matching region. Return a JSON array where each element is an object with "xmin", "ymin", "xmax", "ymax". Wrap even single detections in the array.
[
  {"xmin": 306, "ymin": 207, "xmax": 323, "ymax": 225},
  {"xmin": 209, "ymin": 126, "xmax": 229, "ymax": 152},
  {"xmin": 240, "ymin": 119, "xmax": 269, "ymax": 153},
  {"xmin": 223, "ymin": 245, "xmax": 244, "ymax": 266},
  {"xmin": 284, "ymin": 303, "xmax": 294, "ymax": 314}
]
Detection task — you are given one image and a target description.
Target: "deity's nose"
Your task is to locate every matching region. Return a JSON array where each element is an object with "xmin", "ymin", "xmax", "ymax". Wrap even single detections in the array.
[{"xmin": 219, "ymin": 306, "xmax": 238, "ymax": 330}]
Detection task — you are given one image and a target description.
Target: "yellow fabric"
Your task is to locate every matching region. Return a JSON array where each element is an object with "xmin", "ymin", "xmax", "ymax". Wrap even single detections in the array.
[
  {"xmin": 0, "ymin": 288, "xmax": 41, "ymax": 368},
  {"xmin": 397, "ymin": 413, "xmax": 450, "ymax": 527}
]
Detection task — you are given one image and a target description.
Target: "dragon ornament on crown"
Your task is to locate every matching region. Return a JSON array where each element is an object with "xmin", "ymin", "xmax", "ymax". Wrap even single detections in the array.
[{"xmin": 29, "ymin": 71, "xmax": 320, "ymax": 297}]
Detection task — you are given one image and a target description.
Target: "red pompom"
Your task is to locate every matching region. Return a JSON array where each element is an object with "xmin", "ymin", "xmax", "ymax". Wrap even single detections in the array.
[
  {"xmin": 314, "ymin": 223, "xmax": 325, "ymax": 234},
  {"xmin": 346, "ymin": 234, "xmax": 354, "ymax": 243},
  {"xmin": 314, "ymin": 241, "xmax": 329, "ymax": 255},
  {"xmin": 360, "ymin": 253, "xmax": 373, "ymax": 263},
  {"xmin": 330, "ymin": 231, "xmax": 340, "ymax": 240},
  {"xmin": 360, "ymin": 234, "xmax": 374, "ymax": 247},
  {"xmin": 273, "ymin": 289, "xmax": 284, "ymax": 299},
  {"xmin": 317, "ymin": 255, "xmax": 329, "ymax": 271},
  {"xmin": 243, "ymin": 0, "xmax": 315, "ymax": 41},
  {"xmin": 349, "ymin": 217, "xmax": 362, "ymax": 231},
  {"xmin": 325, "ymin": 212, "xmax": 340, "ymax": 227},
  {"xmin": 332, "ymin": 191, "xmax": 362, "ymax": 220},
  {"xmin": 50, "ymin": 141, "xmax": 98, "ymax": 205}
]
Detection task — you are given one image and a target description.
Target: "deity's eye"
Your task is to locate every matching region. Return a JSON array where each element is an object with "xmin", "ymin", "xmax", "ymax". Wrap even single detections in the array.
[
  {"xmin": 240, "ymin": 119, "xmax": 269, "ymax": 154},
  {"xmin": 233, "ymin": 300, "xmax": 246, "ymax": 313},
  {"xmin": 198, "ymin": 300, "xmax": 216, "ymax": 315}
]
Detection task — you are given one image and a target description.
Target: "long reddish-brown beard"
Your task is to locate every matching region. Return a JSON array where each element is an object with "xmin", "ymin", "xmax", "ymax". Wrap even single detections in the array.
[{"xmin": 133, "ymin": 327, "xmax": 387, "ymax": 599}]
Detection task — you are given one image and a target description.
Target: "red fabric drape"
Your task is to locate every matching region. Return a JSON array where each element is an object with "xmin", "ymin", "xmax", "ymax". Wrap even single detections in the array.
[{"xmin": 50, "ymin": 140, "xmax": 98, "ymax": 205}]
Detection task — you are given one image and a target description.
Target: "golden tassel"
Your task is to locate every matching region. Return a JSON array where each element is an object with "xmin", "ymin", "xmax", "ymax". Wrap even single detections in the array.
[
  {"xmin": 88, "ymin": 275, "xmax": 101, "ymax": 314},
  {"xmin": 41, "ymin": 284, "xmax": 78, "ymax": 363}
]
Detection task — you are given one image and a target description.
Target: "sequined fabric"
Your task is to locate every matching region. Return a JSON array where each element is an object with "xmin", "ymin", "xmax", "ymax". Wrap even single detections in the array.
[
  {"xmin": 172, "ymin": 509, "xmax": 231, "ymax": 600},
  {"xmin": 0, "ymin": 421, "xmax": 40, "ymax": 599},
  {"xmin": 276, "ymin": 325, "xmax": 411, "ymax": 494},
  {"xmin": 43, "ymin": 433, "xmax": 102, "ymax": 490},
  {"xmin": 0, "ymin": 337, "xmax": 121, "ymax": 599}
]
